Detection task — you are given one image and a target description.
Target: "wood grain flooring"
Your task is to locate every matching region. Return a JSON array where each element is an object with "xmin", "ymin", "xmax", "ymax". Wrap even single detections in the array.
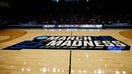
[{"xmin": 0, "ymin": 29, "xmax": 132, "ymax": 74}]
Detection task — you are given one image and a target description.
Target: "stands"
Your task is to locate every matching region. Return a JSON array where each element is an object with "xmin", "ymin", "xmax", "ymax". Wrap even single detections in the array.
[{"xmin": 0, "ymin": 14, "xmax": 132, "ymax": 29}]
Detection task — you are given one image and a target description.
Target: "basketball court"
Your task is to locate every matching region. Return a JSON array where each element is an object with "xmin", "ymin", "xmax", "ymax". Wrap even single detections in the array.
[{"xmin": 0, "ymin": 29, "xmax": 132, "ymax": 74}]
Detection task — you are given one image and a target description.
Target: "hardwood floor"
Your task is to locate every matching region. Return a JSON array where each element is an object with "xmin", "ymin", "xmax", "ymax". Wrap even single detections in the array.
[{"xmin": 0, "ymin": 29, "xmax": 132, "ymax": 74}]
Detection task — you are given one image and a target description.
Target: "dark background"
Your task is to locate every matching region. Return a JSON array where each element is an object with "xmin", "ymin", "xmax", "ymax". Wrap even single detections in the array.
[
  {"xmin": 0, "ymin": 0, "xmax": 132, "ymax": 28},
  {"xmin": 0, "ymin": 0, "xmax": 131, "ymax": 15}
]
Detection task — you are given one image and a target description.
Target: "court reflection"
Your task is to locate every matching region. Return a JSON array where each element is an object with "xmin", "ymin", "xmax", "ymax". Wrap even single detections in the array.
[
  {"xmin": 71, "ymin": 50, "xmax": 132, "ymax": 74},
  {"xmin": 0, "ymin": 50, "xmax": 70, "ymax": 74}
]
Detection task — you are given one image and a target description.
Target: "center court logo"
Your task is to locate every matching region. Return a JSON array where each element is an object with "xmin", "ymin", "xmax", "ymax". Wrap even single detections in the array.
[{"xmin": 4, "ymin": 36, "xmax": 130, "ymax": 50}]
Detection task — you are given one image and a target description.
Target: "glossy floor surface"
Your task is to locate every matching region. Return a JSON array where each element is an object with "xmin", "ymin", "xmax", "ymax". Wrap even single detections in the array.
[{"xmin": 0, "ymin": 29, "xmax": 132, "ymax": 74}]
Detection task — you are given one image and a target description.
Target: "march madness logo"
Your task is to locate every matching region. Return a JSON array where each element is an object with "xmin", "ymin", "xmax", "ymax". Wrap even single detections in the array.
[{"xmin": 4, "ymin": 36, "xmax": 130, "ymax": 50}]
